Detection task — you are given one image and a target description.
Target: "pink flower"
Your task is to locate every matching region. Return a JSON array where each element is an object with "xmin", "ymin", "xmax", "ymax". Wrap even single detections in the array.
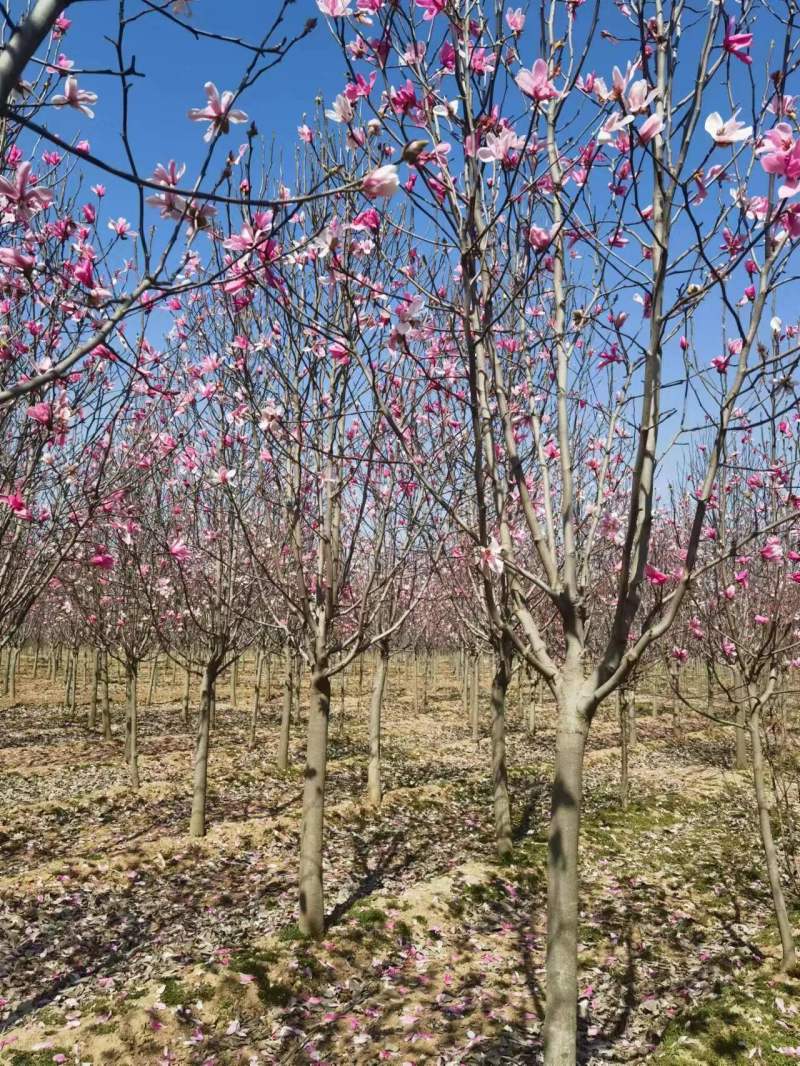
[
  {"xmin": 107, "ymin": 217, "xmax": 137, "ymax": 239},
  {"xmin": 26, "ymin": 402, "xmax": 52, "ymax": 426},
  {"xmin": 754, "ymin": 614, "xmax": 770, "ymax": 624},
  {"xmin": 416, "ymin": 0, "xmax": 445, "ymax": 19},
  {"xmin": 0, "ymin": 247, "xmax": 34, "ymax": 273},
  {"xmin": 0, "ymin": 492, "xmax": 32, "ymax": 520},
  {"xmin": 188, "ymin": 82, "xmax": 248, "ymax": 142},
  {"xmin": 704, "ymin": 110, "xmax": 752, "ymax": 146},
  {"xmin": 52, "ymin": 75, "xmax": 98, "ymax": 117},
  {"xmin": 528, "ymin": 224, "xmax": 553, "ymax": 250},
  {"xmin": 317, "ymin": 0, "xmax": 352, "ymax": 13},
  {"xmin": 516, "ymin": 59, "xmax": 559, "ymax": 102},
  {"xmin": 671, "ymin": 647, "xmax": 688, "ymax": 663},
  {"xmin": 645, "ymin": 563, "xmax": 669, "ymax": 586},
  {"xmin": 638, "ymin": 113, "xmax": 664, "ymax": 145},
  {"xmin": 362, "ymin": 164, "xmax": 399, "ymax": 200},
  {"xmin": 723, "ymin": 17, "xmax": 752, "ymax": 65},
  {"xmin": 505, "ymin": 7, "xmax": 525, "ymax": 33},
  {"xmin": 479, "ymin": 537, "xmax": 504, "ymax": 576},
  {"xmin": 759, "ymin": 536, "xmax": 784, "ymax": 563},
  {"xmin": 90, "ymin": 550, "xmax": 115, "ymax": 570},
  {"xmin": 722, "ymin": 638, "xmax": 737, "ymax": 661},
  {"xmin": 298, "ymin": 124, "xmax": 314, "ymax": 143},
  {"xmin": 169, "ymin": 538, "xmax": 191, "ymax": 562},
  {"xmin": 0, "ymin": 161, "xmax": 53, "ymax": 220}
]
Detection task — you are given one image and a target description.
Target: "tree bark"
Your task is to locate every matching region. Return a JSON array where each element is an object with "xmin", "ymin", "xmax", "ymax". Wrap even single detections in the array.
[
  {"xmin": 190, "ymin": 661, "xmax": 216, "ymax": 837},
  {"xmin": 471, "ymin": 654, "xmax": 480, "ymax": 742},
  {"xmin": 299, "ymin": 665, "xmax": 331, "ymax": 938},
  {"xmin": 249, "ymin": 649, "xmax": 264, "ymax": 749},
  {"xmin": 277, "ymin": 645, "xmax": 293, "ymax": 771},
  {"xmin": 101, "ymin": 650, "xmax": 111, "ymax": 740},
  {"xmin": 88, "ymin": 647, "xmax": 99, "ymax": 730},
  {"xmin": 749, "ymin": 702, "xmax": 796, "ymax": 971},
  {"xmin": 735, "ymin": 702, "xmax": 748, "ymax": 770},
  {"xmin": 543, "ymin": 693, "xmax": 587, "ymax": 1066},
  {"xmin": 147, "ymin": 656, "xmax": 158, "ymax": 707},
  {"xmin": 367, "ymin": 647, "xmax": 389, "ymax": 807},
  {"xmin": 125, "ymin": 661, "xmax": 140, "ymax": 789},
  {"xmin": 619, "ymin": 688, "xmax": 630, "ymax": 811},
  {"xmin": 490, "ymin": 654, "xmax": 512, "ymax": 858}
]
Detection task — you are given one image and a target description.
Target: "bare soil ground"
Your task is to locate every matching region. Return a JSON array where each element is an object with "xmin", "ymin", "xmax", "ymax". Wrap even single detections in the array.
[{"xmin": 1, "ymin": 657, "xmax": 798, "ymax": 1064}]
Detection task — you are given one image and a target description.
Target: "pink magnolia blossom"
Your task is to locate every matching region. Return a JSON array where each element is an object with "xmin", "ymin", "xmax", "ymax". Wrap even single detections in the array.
[
  {"xmin": 704, "ymin": 110, "xmax": 752, "ymax": 147},
  {"xmin": 0, "ymin": 492, "xmax": 32, "ymax": 520},
  {"xmin": 362, "ymin": 164, "xmax": 399, "ymax": 200},
  {"xmin": 645, "ymin": 563, "xmax": 668, "ymax": 586},
  {"xmin": 52, "ymin": 75, "xmax": 98, "ymax": 117},
  {"xmin": 416, "ymin": 0, "xmax": 445, "ymax": 19},
  {"xmin": 0, "ymin": 161, "xmax": 53, "ymax": 221},
  {"xmin": 671, "ymin": 647, "xmax": 689, "ymax": 663},
  {"xmin": 638, "ymin": 113, "xmax": 663, "ymax": 145},
  {"xmin": 516, "ymin": 59, "xmax": 559, "ymax": 103},
  {"xmin": 169, "ymin": 538, "xmax": 191, "ymax": 562},
  {"xmin": 90, "ymin": 549, "xmax": 115, "ymax": 570},
  {"xmin": 26, "ymin": 402, "xmax": 52, "ymax": 426},
  {"xmin": 188, "ymin": 82, "xmax": 248, "ymax": 142},
  {"xmin": 479, "ymin": 537, "xmax": 504, "ymax": 576},
  {"xmin": 723, "ymin": 17, "xmax": 752, "ymax": 65},
  {"xmin": 317, "ymin": 0, "xmax": 352, "ymax": 13},
  {"xmin": 505, "ymin": 7, "xmax": 525, "ymax": 33},
  {"xmin": 0, "ymin": 247, "xmax": 34, "ymax": 273},
  {"xmin": 107, "ymin": 217, "xmax": 137, "ymax": 239},
  {"xmin": 759, "ymin": 536, "xmax": 784, "ymax": 563}
]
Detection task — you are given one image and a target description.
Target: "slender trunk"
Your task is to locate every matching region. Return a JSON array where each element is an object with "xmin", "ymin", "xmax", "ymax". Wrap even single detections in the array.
[
  {"xmin": 8, "ymin": 646, "xmax": 17, "ymax": 703},
  {"xmin": 182, "ymin": 664, "xmax": 191, "ymax": 726},
  {"xmin": 528, "ymin": 672, "xmax": 538, "ymax": 735},
  {"xmin": 147, "ymin": 656, "xmax": 158, "ymax": 707},
  {"xmin": 543, "ymin": 692, "xmax": 587, "ymax": 1066},
  {"xmin": 735, "ymin": 703, "xmax": 748, "ymax": 770},
  {"xmin": 413, "ymin": 648, "xmax": 419, "ymax": 715},
  {"xmin": 249, "ymin": 650, "xmax": 264, "ymax": 749},
  {"xmin": 749, "ymin": 702, "xmax": 796, "ymax": 971},
  {"xmin": 462, "ymin": 651, "xmax": 470, "ymax": 720},
  {"xmin": 101, "ymin": 650, "xmax": 111, "ymax": 740},
  {"xmin": 706, "ymin": 659, "xmax": 713, "ymax": 712},
  {"xmin": 32, "ymin": 642, "xmax": 39, "ymax": 679},
  {"xmin": 619, "ymin": 688, "xmax": 630, "ymax": 811},
  {"xmin": 125, "ymin": 662, "xmax": 140, "ymax": 789},
  {"xmin": 88, "ymin": 647, "xmax": 99, "ymax": 730},
  {"xmin": 490, "ymin": 657, "xmax": 512, "ymax": 858},
  {"xmin": 190, "ymin": 661, "xmax": 216, "ymax": 837},
  {"xmin": 367, "ymin": 649, "xmax": 389, "ymax": 807},
  {"xmin": 277, "ymin": 645, "xmax": 292, "ymax": 771},
  {"xmin": 231, "ymin": 656, "xmax": 238, "ymax": 710},
  {"xmin": 471, "ymin": 654, "xmax": 479, "ymax": 742},
  {"xmin": 299, "ymin": 665, "xmax": 331, "ymax": 938}
]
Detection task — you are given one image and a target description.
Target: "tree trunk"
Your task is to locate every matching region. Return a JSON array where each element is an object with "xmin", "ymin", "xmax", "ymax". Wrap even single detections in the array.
[
  {"xmin": 249, "ymin": 649, "xmax": 264, "ymax": 749},
  {"xmin": 471, "ymin": 654, "xmax": 479, "ymax": 742},
  {"xmin": 490, "ymin": 655, "xmax": 512, "ymax": 858},
  {"xmin": 32, "ymin": 642, "xmax": 39, "ymax": 679},
  {"xmin": 190, "ymin": 661, "xmax": 216, "ymax": 837},
  {"xmin": 749, "ymin": 702, "xmax": 796, "ymax": 971},
  {"xmin": 528, "ymin": 672, "xmax": 538, "ymax": 734},
  {"xmin": 543, "ymin": 692, "xmax": 587, "ymax": 1066},
  {"xmin": 88, "ymin": 647, "xmax": 99, "ymax": 730},
  {"xmin": 8, "ymin": 646, "xmax": 17, "ymax": 703},
  {"xmin": 299, "ymin": 665, "xmax": 331, "ymax": 938},
  {"xmin": 735, "ymin": 702, "xmax": 748, "ymax": 770},
  {"xmin": 367, "ymin": 648, "xmax": 389, "ymax": 807},
  {"xmin": 619, "ymin": 688, "xmax": 630, "ymax": 811},
  {"xmin": 101, "ymin": 650, "xmax": 111, "ymax": 740},
  {"xmin": 277, "ymin": 645, "xmax": 293, "ymax": 771},
  {"xmin": 147, "ymin": 656, "xmax": 158, "ymax": 707},
  {"xmin": 125, "ymin": 661, "xmax": 140, "ymax": 788},
  {"xmin": 231, "ymin": 656, "xmax": 238, "ymax": 710}
]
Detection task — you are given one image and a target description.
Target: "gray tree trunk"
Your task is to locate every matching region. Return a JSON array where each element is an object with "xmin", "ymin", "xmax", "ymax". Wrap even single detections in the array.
[
  {"xmin": 277, "ymin": 645, "xmax": 293, "ymax": 771},
  {"xmin": 749, "ymin": 702, "xmax": 796, "ymax": 971},
  {"xmin": 735, "ymin": 702, "xmax": 748, "ymax": 770},
  {"xmin": 88, "ymin": 647, "xmax": 99, "ymax": 730},
  {"xmin": 125, "ymin": 662, "xmax": 140, "ymax": 788},
  {"xmin": 367, "ymin": 648, "xmax": 389, "ymax": 806},
  {"xmin": 101, "ymin": 650, "xmax": 111, "ymax": 740},
  {"xmin": 490, "ymin": 655, "xmax": 512, "ymax": 858},
  {"xmin": 299, "ymin": 665, "xmax": 331, "ymax": 938},
  {"xmin": 190, "ymin": 661, "xmax": 216, "ymax": 837},
  {"xmin": 471, "ymin": 654, "xmax": 479, "ymax": 742},
  {"xmin": 543, "ymin": 689, "xmax": 586, "ymax": 1066}
]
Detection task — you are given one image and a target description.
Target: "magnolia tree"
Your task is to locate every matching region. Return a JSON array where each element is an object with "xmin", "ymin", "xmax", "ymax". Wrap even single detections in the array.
[{"xmin": 311, "ymin": 0, "xmax": 800, "ymax": 1059}]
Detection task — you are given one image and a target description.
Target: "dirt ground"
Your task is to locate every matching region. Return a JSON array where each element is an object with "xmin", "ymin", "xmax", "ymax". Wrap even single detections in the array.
[{"xmin": 0, "ymin": 654, "xmax": 798, "ymax": 1064}]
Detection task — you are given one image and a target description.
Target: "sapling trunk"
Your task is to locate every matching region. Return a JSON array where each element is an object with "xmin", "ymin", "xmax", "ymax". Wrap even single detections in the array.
[
  {"xmin": 249, "ymin": 650, "xmax": 265, "ymax": 749},
  {"xmin": 367, "ymin": 647, "xmax": 389, "ymax": 807},
  {"xmin": 277, "ymin": 645, "xmax": 292, "ymax": 771},
  {"xmin": 8, "ymin": 646, "xmax": 17, "ymax": 703},
  {"xmin": 543, "ymin": 687, "xmax": 586, "ymax": 1066},
  {"xmin": 619, "ymin": 688, "xmax": 631, "ymax": 811},
  {"xmin": 490, "ymin": 656, "xmax": 512, "ymax": 858},
  {"xmin": 182, "ymin": 664, "xmax": 191, "ymax": 726},
  {"xmin": 471, "ymin": 654, "xmax": 479, "ymax": 742},
  {"xmin": 299, "ymin": 665, "xmax": 331, "ymax": 938},
  {"xmin": 231, "ymin": 656, "xmax": 238, "ymax": 710},
  {"xmin": 735, "ymin": 703, "xmax": 748, "ymax": 770},
  {"xmin": 125, "ymin": 661, "xmax": 140, "ymax": 788},
  {"xmin": 147, "ymin": 656, "xmax": 157, "ymax": 707},
  {"xmin": 32, "ymin": 642, "xmax": 39, "ymax": 679},
  {"xmin": 88, "ymin": 647, "xmax": 99, "ymax": 730},
  {"xmin": 101, "ymin": 651, "xmax": 111, "ymax": 740},
  {"xmin": 749, "ymin": 700, "xmax": 797, "ymax": 971},
  {"xmin": 190, "ymin": 661, "xmax": 216, "ymax": 837}
]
